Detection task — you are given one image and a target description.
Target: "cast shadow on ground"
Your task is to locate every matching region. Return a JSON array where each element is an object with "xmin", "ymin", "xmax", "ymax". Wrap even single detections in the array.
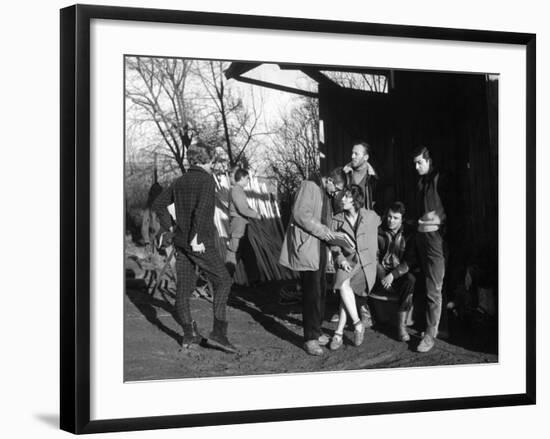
[
  {"xmin": 371, "ymin": 308, "xmax": 497, "ymax": 355},
  {"xmin": 125, "ymin": 279, "xmax": 182, "ymax": 346},
  {"xmin": 227, "ymin": 281, "xmax": 308, "ymax": 350},
  {"xmin": 127, "ymin": 275, "xmax": 307, "ymax": 350},
  {"xmin": 369, "ymin": 321, "xmax": 424, "ymax": 352}
]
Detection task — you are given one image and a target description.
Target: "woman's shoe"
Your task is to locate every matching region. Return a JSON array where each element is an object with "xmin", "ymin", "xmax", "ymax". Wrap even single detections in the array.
[
  {"xmin": 353, "ymin": 321, "xmax": 365, "ymax": 346},
  {"xmin": 329, "ymin": 333, "xmax": 343, "ymax": 350},
  {"xmin": 318, "ymin": 334, "xmax": 330, "ymax": 346}
]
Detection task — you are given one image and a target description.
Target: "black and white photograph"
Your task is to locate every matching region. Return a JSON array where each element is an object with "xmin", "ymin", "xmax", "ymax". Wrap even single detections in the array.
[
  {"xmin": 55, "ymin": 2, "xmax": 537, "ymax": 434},
  {"xmin": 2, "ymin": 0, "xmax": 546, "ymax": 437},
  {"xmin": 123, "ymin": 56, "xmax": 499, "ymax": 381}
]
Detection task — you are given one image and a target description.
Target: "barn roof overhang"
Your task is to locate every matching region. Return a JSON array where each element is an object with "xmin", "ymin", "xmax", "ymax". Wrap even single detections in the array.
[{"xmin": 224, "ymin": 62, "xmax": 394, "ymax": 97}]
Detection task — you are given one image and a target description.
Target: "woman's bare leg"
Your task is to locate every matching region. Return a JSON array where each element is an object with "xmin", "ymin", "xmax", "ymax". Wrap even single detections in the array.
[
  {"xmin": 334, "ymin": 302, "xmax": 347, "ymax": 335},
  {"xmin": 340, "ymin": 279, "xmax": 360, "ymax": 324}
]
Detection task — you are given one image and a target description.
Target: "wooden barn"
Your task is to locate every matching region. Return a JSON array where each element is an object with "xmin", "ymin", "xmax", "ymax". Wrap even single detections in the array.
[{"xmin": 226, "ymin": 62, "xmax": 499, "ymax": 294}]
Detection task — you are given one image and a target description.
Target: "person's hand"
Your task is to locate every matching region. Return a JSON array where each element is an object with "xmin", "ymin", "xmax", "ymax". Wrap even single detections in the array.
[
  {"xmin": 340, "ymin": 260, "xmax": 352, "ymax": 272},
  {"xmin": 161, "ymin": 231, "xmax": 174, "ymax": 247},
  {"xmin": 323, "ymin": 230, "xmax": 336, "ymax": 242},
  {"xmin": 190, "ymin": 234, "xmax": 205, "ymax": 254},
  {"xmin": 191, "ymin": 241, "xmax": 205, "ymax": 253},
  {"xmin": 381, "ymin": 273, "xmax": 394, "ymax": 289},
  {"xmin": 419, "ymin": 210, "xmax": 443, "ymax": 225}
]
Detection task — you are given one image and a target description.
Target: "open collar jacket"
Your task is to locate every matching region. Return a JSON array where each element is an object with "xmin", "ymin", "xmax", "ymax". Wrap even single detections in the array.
[{"xmin": 330, "ymin": 208, "xmax": 380, "ymax": 293}]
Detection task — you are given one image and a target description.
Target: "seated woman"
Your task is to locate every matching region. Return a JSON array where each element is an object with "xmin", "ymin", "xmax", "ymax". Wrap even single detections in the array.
[{"xmin": 329, "ymin": 185, "xmax": 380, "ymax": 350}]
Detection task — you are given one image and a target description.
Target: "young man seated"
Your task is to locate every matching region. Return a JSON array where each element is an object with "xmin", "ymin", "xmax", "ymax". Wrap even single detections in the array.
[{"xmin": 375, "ymin": 201, "xmax": 417, "ymax": 342}]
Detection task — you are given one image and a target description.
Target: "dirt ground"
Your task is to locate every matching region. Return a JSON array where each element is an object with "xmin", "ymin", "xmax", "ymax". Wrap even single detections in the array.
[{"xmin": 124, "ymin": 279, "xmax": 497, "ymax": 381}]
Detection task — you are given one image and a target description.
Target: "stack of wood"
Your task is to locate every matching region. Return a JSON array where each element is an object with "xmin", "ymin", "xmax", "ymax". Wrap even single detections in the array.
[{"xmin": 213, "ymin": 174, "xmax": 297, "ymax": 285}]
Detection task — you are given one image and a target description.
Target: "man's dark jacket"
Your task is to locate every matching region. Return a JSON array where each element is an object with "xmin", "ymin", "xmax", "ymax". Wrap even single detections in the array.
[
  {"xmin": 377, "ymin": 223, "xmax": 416, "ymax": 280},
  {"xmin": 416, "ymin": 167, "xmax": 455, "ymax": 237}
]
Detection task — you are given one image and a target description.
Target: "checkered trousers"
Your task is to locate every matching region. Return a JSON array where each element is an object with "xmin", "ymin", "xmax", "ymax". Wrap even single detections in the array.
[{"xmin": 175, "ymin": 246, "xmax": 232, "ymax": 325}]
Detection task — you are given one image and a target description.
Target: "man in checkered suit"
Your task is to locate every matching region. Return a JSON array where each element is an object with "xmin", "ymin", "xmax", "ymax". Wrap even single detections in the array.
[{"xmin": 153, "ymin": 145, "xmax": 236, "ymax": 353}]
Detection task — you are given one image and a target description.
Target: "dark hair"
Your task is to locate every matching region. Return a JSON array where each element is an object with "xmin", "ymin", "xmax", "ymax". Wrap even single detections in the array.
[
  {"xmin": 352, "ymin": 140, "xmax": 371, "ymax": 156},
  {"xmin": 308, "ymin": 171, "xmax": 323, "ymax": 186},
  {"xmin": 411, "ymin": 145, "xmax": 431, "ymax": 161},
  {"xmin": 386, "ymin": 201, "xmax": 406, "ymax": 217},
  {"xmin": 343, "ymin": 184, "xmax": 365, "ymax": 211},
  {"xmin": 146, "ymin": 182, "xmax": 163, "ymax": 208},
  {"xmin": 329, "ymin": 166, "xmax": 347, "ymax": 187},
  {"xmin": 187, "ymin": 145, "xmax": 213, "ymax": 165},
  {"xmin": 234, "ymin": 168, "xmax": 249, "ymax": 182}
]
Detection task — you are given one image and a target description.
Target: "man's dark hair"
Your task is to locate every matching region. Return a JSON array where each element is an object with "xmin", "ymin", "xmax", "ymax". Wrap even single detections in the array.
[
  {"xmin": 234, "ymin": 168, "xmax": 249, "ymax": 183},
  {"xmin": 146, "ymin": 182, "xmax": 163, "ymax": 209},
  {"xmin": 387, "ymin": 201, "xmax": 406, "ymax": 217},
  {"xmin": 352, "ymin": 140, "xmax": 371, "ymax": 155},
  {"xmin": 343, "ymin": 184, "xmax": 365, "ymax": 211},
  {"xmin": 329, "ymin": 166, "xmax": 347, "ymax": 187},
  {"xmin": 187, "ymin": 145, "xmax": 213, "ymax": 165},
  {"xmin": 308, "ymin": 171, "xmax": 323, "ymax": 186},
  {"xmin": 411, "ymin": 145, "xmax": 431, "ymax": 161}
]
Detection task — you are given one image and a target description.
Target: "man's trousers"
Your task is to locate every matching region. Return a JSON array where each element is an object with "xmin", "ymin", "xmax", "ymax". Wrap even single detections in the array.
[
  {"xmin": 175, "ymin": 245, "xmax": 232, "ymax": 325},
  {"xmin": 299, "ymin": 244, "xmax": 327, "ymax": 342},
  {"xmin": 416, "ymin": 231, "xmax": 446, "ymax": 336}
]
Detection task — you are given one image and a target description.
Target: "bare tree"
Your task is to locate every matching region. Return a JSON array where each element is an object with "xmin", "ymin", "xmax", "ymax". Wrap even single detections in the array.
[
  {"xmin": 267, "ymin": 97, "xmax": 320, "ymax": 214},
  {"xmin": 125, "ymin": 56, "xmax": 194, "ymax": 174},
  {"xmin": 193, "ymin": 60, "xmax": 265, "ymax": 168}
]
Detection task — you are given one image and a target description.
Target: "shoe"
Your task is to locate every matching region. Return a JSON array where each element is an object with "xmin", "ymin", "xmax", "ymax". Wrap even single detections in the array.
[
  {"xmin": 417, "ymin": 333, "xmax": 435, "ymax": 352},
  {"xmin": 360, "ymin": 305, "xmax": 373, "ymax": 328},
  {"xmin": 207, "ymin": 319, "xmax": 238, "ymax": 354},
  {"xmin": 304, "ymin": 340, "xmax": 324, "ymax": 356},
  {"xmin": 353, "ymin": 321, "xmax": 365, "ymax": 347},
  {"xmin": 329, "ymin": 333, "xmax": 343, "ymax": 350},
  {"xmin": 330, "ymin": 313, "xmax": 340, "ymax": 323},
  {"xmin": 397, "ymin": 326, "xmax": 410, "ymax": 342},
  {"xmin": 397, "ymin": 311, "xmax": 410, "ymax": 342},
  {"xmin": 318, "ymin": 334, "xmax": 330, "ymax": 346},
  {"xmin": 181, "ymin": 321, "xmax": 203, "ymax": 347}
]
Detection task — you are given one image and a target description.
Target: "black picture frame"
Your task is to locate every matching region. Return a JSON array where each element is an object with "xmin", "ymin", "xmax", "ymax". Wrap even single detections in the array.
[{"xmin": 60, "ymin": 4, "xmax": 536, "ymax": 434}]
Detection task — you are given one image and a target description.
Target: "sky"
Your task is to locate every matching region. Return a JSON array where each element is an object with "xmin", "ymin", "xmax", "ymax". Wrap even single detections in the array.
[{"xmin": 226, "ymin": 63, "xmax": 317, "ymax": 174}]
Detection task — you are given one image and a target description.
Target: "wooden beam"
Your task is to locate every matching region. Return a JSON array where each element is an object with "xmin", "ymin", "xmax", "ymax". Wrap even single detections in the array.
[
  {"xmin": 228, "ymin": 75, "xmax": 318, "ymax": 98},
  {"xmin": 279, "ymin": 63, "xmax": 391, "ymax": 78},
  {"xmin": 224, "ymin": 62, "xmax": 261, "ymax": 79},
  {"xmin": 299, "ymin": 67, "xmax": 338, "ymax": 88}
]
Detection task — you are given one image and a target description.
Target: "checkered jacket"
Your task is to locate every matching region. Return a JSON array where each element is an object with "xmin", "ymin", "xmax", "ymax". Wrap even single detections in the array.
[{"xmin": 152, "ymin": 166, "xmax": 217, "ymax": 248}]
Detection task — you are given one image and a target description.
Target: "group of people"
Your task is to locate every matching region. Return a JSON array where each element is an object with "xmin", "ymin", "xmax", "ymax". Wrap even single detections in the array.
[
  {"xmin": 279, "ymin": 141, "xmax": 448, "ymax": 355},
  {"xmin": 151, "ymin": 140, "xmax": 448, "ymax": 357}
]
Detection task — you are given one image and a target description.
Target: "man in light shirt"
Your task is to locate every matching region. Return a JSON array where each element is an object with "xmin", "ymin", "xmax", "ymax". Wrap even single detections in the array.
[{"xmin": 226, "ymin": 168, "xmax": 261, "ymax": 277}]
